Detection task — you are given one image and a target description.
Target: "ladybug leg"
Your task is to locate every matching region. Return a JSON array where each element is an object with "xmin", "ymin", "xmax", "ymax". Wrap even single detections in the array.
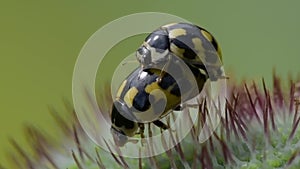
[
  {"xmin": 148, "ymin": 123, "xmax": 152, "ymax": 138},
  {"xmin": 157, "ymin": 63, "xmax": 168, "ymax": 82},
  {"xmin": 174, "ymin": 104, "xmax": 183, "ymax": 111},
  {"xmin": 174, "ymin": 103, "xmax": 200, "ymax": 111},
  {"xmin": 153, "ymin": 119, "xmax": 176, "ymax": 133},
  {"xmin": 153, "ymin": 120, "xmax": 169, "ymax": 130},
  {"xmin": 137, "ymin": 123, "xmax": 145, "ymax": 139},
  {"xmin": 137, "ymin": 123, "xmax": 146, "ymax": 146},
  {"xmin": 157, "ymin": 55, "xmax": 172, "ymax": 82}
]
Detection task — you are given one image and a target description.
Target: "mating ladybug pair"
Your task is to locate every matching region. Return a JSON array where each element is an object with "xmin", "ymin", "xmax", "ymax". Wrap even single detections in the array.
[{"xmin": 110, "ymin": 23, "xmax": 224, "ymax": 146}]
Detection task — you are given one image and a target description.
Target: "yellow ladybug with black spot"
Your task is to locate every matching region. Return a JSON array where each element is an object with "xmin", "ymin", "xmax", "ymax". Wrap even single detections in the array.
[
  {"xmin": 111, "ymin": 60, "xmax": 208, "ymax": 146},
  {"xmin": 136, "ymin": 22, "xmax": 223, "ymax": 81}
]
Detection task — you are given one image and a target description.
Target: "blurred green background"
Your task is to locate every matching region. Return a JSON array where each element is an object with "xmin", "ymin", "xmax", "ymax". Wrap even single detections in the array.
[{"xmin": 0, "ymin": 0, "xmax": 300, "ymax": 166}]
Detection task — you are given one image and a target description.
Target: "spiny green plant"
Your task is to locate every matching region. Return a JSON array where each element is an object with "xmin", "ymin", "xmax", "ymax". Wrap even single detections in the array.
[{"xmin": 2, "ymin": 73, "xmax": 300, "ymax": 169}]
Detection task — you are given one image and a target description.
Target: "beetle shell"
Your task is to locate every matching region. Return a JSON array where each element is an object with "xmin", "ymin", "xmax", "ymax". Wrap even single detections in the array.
[
  {"xmin": 136, "ymin": 22, "xmax": 223, "ymax": 81},
  {"xmin": 111, "ymin": 60, "xmax": 208, "ymax": 146}
]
